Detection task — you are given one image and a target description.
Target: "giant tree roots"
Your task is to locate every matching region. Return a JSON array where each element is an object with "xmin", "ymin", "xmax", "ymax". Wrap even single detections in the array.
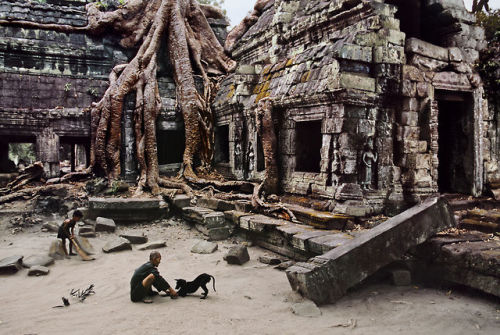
[{"xmin": 1, "ymin": 0, "xmax": 295, "ymax": 221}]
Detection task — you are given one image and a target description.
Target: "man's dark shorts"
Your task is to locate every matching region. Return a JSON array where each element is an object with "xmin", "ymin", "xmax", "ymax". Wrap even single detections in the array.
[{"xmin": 131, "ymin": 283, "xmax": 148, "ymax": 302}]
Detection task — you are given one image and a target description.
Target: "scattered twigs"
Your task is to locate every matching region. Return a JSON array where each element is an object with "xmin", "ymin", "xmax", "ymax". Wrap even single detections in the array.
[{"xmin": 70, "ymin": 284, "xmax": 95, "ymax": 302}]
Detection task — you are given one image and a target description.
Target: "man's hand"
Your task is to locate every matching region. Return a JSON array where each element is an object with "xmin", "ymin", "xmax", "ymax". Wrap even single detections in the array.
[{"xmin": 169, "ymin": 288, "xmax": 178, "ymax": 299}]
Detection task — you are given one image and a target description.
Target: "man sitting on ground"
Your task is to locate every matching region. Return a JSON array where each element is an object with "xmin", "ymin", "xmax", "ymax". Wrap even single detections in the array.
[{"xmin": 130, "ymin": 251, "xmax": 178, "ymax": 303}]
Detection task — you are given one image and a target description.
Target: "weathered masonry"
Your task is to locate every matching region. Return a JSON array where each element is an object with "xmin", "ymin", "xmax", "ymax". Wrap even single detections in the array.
[
  {"xmin": 0, "ymin": 0, "xmax": 228, "ymax": 179},
  {"xmin": 213, "ymin": 0, "xmax": 498, "ymax": 215}
]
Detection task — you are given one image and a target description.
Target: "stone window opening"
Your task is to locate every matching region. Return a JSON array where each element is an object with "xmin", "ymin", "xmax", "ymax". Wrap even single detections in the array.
[
  {"xmin": 295, "ymin": 120, "xmax": 322, "ymax": 173},
  {"xmin": 385, "ymin": 0, "xmax": 446, "ymax": 46},
  {"xmin": 60, "ymin": 137, "xmax": 89, "ymax": 173},
  {"xmin": 214, "ymin": 124, "xmax": 230, "ymax": 164},
  {"xmin": 436, "ymin": 92, "xmax": 474, "ymax": 194},
  {"xmin": 157, "ymin": 129, "xmax": 185, "ymax": 165},
  {"xmin": 3, "ymin": 140, "xmax": 36, "ymax": 172}
]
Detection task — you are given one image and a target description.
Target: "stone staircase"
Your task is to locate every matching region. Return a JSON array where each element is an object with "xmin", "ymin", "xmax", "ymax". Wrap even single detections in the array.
[
  {"xmin": 445, "ymin": 194, "xmax": 500, "ymax": 233},
  {"xmin": 171, "ymin": 195, "xmax": 358, "ymax": 261}
]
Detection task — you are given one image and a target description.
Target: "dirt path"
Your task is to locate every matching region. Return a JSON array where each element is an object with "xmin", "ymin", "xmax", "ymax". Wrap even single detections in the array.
[{"xmin": 0, "ymin": 218, "xmax": 498, "ymax": 335}]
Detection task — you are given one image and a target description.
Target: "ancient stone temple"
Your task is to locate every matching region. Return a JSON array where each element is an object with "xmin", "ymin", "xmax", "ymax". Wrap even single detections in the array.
[
  {"xmin": 0, "ymin": 0, "xmax": 497, "ymax": 216},
  {"xmin": 213, "ymin": 0, "xmax": 498, "ymax": 215},
  {"xmin": 0, "ymin": 0, "xmax": 228, "ymax": 179}
]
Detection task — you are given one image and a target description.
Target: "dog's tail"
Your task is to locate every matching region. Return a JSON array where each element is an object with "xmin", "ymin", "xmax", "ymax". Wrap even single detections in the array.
[{"xmin": 210, "ymin": 275, "xmax": 216, "ymax": 292}]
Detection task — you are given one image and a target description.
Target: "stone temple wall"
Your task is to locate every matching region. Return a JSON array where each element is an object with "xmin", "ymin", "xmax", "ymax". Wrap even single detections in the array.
[
  {"xmin": 0, "ymin": 0, "xmax": 229, "ymax": 178},
  {"xmin": 213, "ymin": 0, "xmax": 495, "ymax": 215}
]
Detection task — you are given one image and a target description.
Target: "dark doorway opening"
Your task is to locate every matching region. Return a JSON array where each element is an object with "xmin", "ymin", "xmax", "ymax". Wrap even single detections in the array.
[
  {"xmin": 386, "ymin": 0, "xmax": 422, "ymax": 39},
  {"xmin": 60, "ymin": 137, "xmax": 89, "ymax": 173},
  {"xmin": 1, "ymin": 136, "xmax": 36, "ymax": 172},
  {"xmin": 437, "ymin": 92, "xmax": 474, "ymax": 194},
  {"xmin": 214, "ymin": 125, "xmax": 230, "ymax": 164},
  {"xmin": 157, "ymin": 129, "xmax": 185, "ymax": 165},
  {"xmin": 295, "ymin": 120, "xmax": 322, "ymax": 173}
]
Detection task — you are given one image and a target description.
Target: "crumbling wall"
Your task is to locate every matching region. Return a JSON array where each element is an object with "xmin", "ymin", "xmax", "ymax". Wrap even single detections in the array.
[
  {"xmin": 213, "ymin": 0, "xmax": 491, "ymax": 215},
  {"xmin": 0, "ymin": 0, "xmax": 229, "ymax": 179}
]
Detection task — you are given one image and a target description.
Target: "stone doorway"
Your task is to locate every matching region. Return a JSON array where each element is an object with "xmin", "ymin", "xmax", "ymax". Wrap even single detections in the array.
[
  {"xmin": 437, "ymin": 92, "xmax": 474, "ymax": 194},
  {"xmin": 295, "ymin": 120, "xmax": 322, "ymax": 173}
]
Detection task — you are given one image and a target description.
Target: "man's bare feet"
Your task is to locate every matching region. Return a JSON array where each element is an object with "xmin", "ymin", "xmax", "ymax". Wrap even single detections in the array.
[{"xmin": 142, "ymin": 299, "xmax": 153, "ymax": 304}]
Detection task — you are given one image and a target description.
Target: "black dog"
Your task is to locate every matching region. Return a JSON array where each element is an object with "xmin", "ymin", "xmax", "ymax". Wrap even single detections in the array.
[{"xmin": 175, "ymin": 273, "xmax": 216, "ymax": 299}]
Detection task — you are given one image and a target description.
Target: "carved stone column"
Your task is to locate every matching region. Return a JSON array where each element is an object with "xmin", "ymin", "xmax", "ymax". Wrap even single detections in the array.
[{"xmin": 36, "ymin": 128, "xmax": 60, "ymax": 178}]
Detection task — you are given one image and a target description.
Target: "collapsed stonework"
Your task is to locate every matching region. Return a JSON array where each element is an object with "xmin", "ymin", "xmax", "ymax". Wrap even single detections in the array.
[
  {"xmin": 0, "ymin": 0, "xmax": 498, "ymax": 217},
  {"xmin": 213, "ymin": 0, "xmax": 498, "ymax": 216}
]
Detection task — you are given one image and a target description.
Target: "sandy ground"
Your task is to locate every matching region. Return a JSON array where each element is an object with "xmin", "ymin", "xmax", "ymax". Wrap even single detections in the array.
[{"xmin": 0, "ymin": 215, "xmax": 499, "ymax": 335}]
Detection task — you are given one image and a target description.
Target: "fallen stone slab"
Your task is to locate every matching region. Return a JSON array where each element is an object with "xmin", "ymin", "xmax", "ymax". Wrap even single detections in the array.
[
  {"xmin": 208, "ymin": 227, "xmax": 231, "ymax": 241},
  {"xmin": 74, "ymin": 236, "xmax": 95, "ymax": 255},
  {"xmin": 183, "ymin": 207, "xmax": 225, "ymax": 228},
  {"xmin": 275, "ymin": 260, "xmax": 295, "ymax": 271},
  {"xmin": 191, "ymin": 240, "xmax": 218, "ymax": 254},
  {"xmin": 307, "ymin": 233, "xmax": 354, "ymax": 255},
  {"xmin": 224, "ymin": 245, "xmax": 250, "ymax": 265},
  {"xmin": 172, "ymin": 194, "xmax": 191, "ymax": 209},
  {"xmin": 120, "ymin": 234, "xmax": 148, "ymax": 244},
  {"xmin": 287, "ymin": 204, "xmax": 352, "ymax": 230},
  {"xmin": 95, "ymin": 217, "xmax": 116, "ymax": 232},
  {"xmin": 88, "ymin": 197, "xmax": 166, "ymax": 223},
  {"xmin": 258, "ymin": 255, "xmax": 282, "ymax": 265},
  {"xmin": 240, "ymin": 215, "xmax": 287, "ymax": 232},
  {"xmin": 102, "ymin": 237, "xmax": 132, "ymax": 253},
  {"xmin": 291, "ymin": 231, "xmax": 332, "ymax": 252},
  {"xmin": 286, "ymin": 197, "xmax": 455, "ymax": 305},
  {"xmin": 291, "ymin": 301, "xmax": 322, "ymax": 317},
  {"xmin": 0, "ymin": 255, "xmax": 23, "ymax": 274},
  {"xmin": 137, "ymin": 240, "xmax": 166, "ymax": 251},
  {"xmin": 28, "ymin": 265, "xmax": 50, "ymax": 276},
  {"xmin": 22, "ymin": 255, "xmax": 55, "ymax": 268},
  {"xmin": 48, "ymin": 240, "xmax": 66, "ymax": 260}
]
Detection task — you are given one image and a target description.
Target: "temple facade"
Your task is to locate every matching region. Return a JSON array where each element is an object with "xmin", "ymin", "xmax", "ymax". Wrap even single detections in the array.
[
  {"xmin": 213, "ymin": 0, "xmax": 498, "ymax": 215},
  {"xmin": 0, "ymin": 0, "xmax": 498, "ymax": 216}
]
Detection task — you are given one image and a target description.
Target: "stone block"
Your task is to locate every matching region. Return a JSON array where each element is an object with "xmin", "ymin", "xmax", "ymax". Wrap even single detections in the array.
[
  {"xmin": 286, "ymin": 197, "xmax": 455, "ymax": 304},
  {"xmin": 291, "ymin": 301, "xmax": 322, "ymax": 317},
  {"xmin": 338, "ymin": 44, "xmax": 372, "ymax": 63},
  {"xmin": 291, "ymin": 231, "xmax": 332, "ymax": 252},
  {"xmin": 373, "ymin": 45, "xmax": 405, "ymax": 64},
  {"xmin": 224, "ymin": 245, "xmax": 250, "ymax": 265},
  {"xmin": 240, "ymin": 215, "xmax": 287, "ymax": 232},
  {"xmin": 28, "ymin": 265, "xmax": 50, "ymax": 276},
  {"xmin": 208, "ymin": 227, "xmax": 231, "ymax": 241},
  {"xmin": 191, "ymin": 240, "xmax": 218, "ymax": 254},
  {"xmin": 448, "ymin": 47, "xmax": 463, "ymax": 62},
  {"xmin": 95, "ymin": 217, "xmax": 116, "ymax": 232},
  {"xmin": 308, "ymin": 233, "xmax": 354, "ymax": 254},
  {"xmin": 119, "ymin": 234, "xmax": 148, "ymax": 244},
  {"xmin": 22, "ymin": 255, "xmax": 54, "ymax": 268},
  {"xmin": 405, "ymin": 38, "xmax": 448, "ymax": 61},
  {"xmin": 0, "ymin": 255, "xmax": 23, "ymax": 274},
  {"xmin": 102, "ymin": 237, "xmax": 132, "ymax": 253},
  {"xmin": 400, "ymin": 111, "xmax": 418, "ymax": 126},
  {"xmin": 172, "ymin": 195, "xmax": 191, "ymax": 209},
  {"xmin": 340, "ymin": 73, "xmax": 376, "ymax": 92},
  {"xmin": 137, "ymin": 241, "xmax": 167, "ymax": 251},
  {"xmin": 258, "ymin": 255, "xmax": 282, "ymax": 265}
]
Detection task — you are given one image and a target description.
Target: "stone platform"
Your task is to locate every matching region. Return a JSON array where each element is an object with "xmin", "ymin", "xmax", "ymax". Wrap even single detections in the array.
[{"xmin": 87, "ymin": 197, "xmax": 168, "ymax": 224}]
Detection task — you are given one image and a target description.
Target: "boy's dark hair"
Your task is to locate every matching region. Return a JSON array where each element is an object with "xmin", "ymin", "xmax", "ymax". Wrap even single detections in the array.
[
  {"xmin": 73, "ymin": 210, "xmax": 84, "ymax": 218},
  {"xmin": 150, "ymin": 251, "xmax": 161, "ymax": 261}
]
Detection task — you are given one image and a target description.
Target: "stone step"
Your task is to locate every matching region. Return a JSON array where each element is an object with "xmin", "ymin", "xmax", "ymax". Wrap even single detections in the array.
[
  {"xmin": 88, "ymin": 197, "xmax": 167, "ymax": 223},
  {"xmin": 465, "ymin": 208, "xmax": 500, "ymax": 223},
  {"xmin": 414, "ymin": 231, "xmax": 500, "ymax": 298},
  {"xmin": 287, "ymin": 204, "xmax": 353, "ymax": 229},
  {"xmin": 182, "ymin": 206, "xmax": 229, "ymax": 240},
  {"xmin": 286, "ymin": 197, "xmax": 455, "ymax": 305}
]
